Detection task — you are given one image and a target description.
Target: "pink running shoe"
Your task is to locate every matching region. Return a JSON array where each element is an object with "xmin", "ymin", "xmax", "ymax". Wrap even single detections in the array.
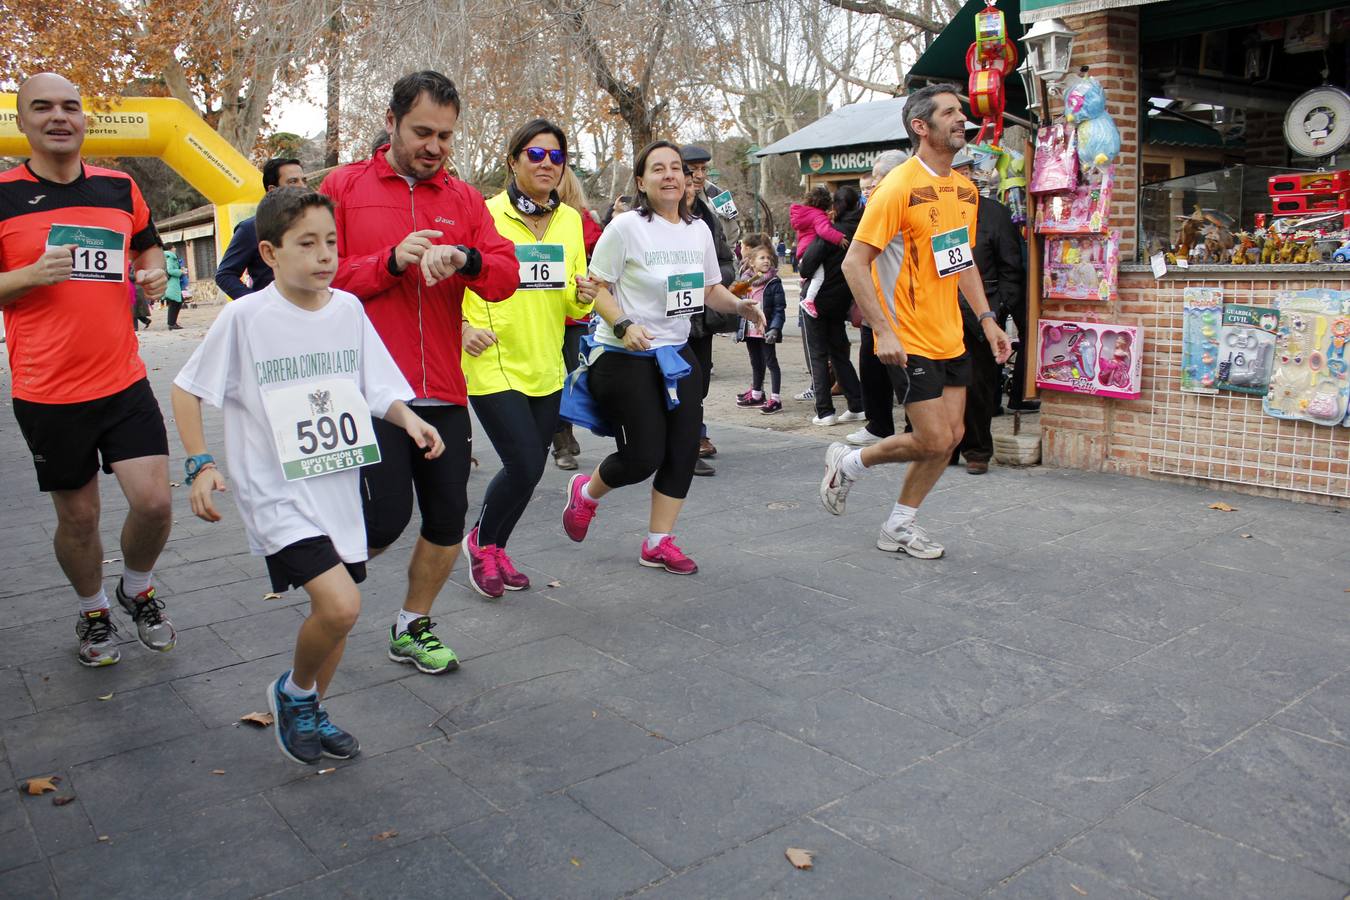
[
  {"xmin": 466, "ymin": 527, "xmax": 504, "ymax": 599},
  {"xmin": 494, "ymin": 546, "xmax": 529, "ymax": 591},
  {"xmin": 639, "ymin": 536, "xmax": 698, "ymax": 575},
  {"xmin": 562, "ymin": 473, "xmax": 598, "ymax": 542}
]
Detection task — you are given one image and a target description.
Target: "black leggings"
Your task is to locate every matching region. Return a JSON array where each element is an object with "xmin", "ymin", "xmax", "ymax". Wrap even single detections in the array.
[
  {"xmin": 588, "ymin": 345, "xmax": 703, "ymax": 500},
  {"xmin": 362, "ymin": 404, "xmax": 472, "ymax": 549},
  {"xmin": 470, "ymin": 390, "xmax": 560, "ymax": 547},
  {"xmin": 167, "ymin": 300, "xmax": 183, "ymax": 327},
  {"xmin": 744, "ymin": 338, "xmax": 781, "ymax": 394},
  {"xmin": 804, "ymin": 310, "xmax": 863, "ymax": 419},
  {"xmin": 859, "ymin": 324, "xmax": 902, "ymax": 438}
]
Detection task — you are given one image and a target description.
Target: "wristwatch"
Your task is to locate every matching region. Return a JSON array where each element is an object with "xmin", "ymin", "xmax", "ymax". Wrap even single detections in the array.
[
  {"xmin": 977, "ymin": 310, "xmax": 997, "ymax": 323},
  {"xmin": 613, "ymin": 318, "xmax": 634, "ymax": 339},
  {"xmin": 184, "ymin": 454, "xmax": 215, "ymax": 484}
]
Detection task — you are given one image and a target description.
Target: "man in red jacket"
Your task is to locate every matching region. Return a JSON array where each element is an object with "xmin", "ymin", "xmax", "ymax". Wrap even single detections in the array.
[{"xmin": 321, "ymin": 70, "xmax": 518, "ymax": 675}]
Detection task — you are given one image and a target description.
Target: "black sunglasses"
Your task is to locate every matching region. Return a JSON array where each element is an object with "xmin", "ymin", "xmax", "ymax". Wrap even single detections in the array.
[{"xmin": 524, "ymin": 147, "xmax": 566, "ymax": 165}]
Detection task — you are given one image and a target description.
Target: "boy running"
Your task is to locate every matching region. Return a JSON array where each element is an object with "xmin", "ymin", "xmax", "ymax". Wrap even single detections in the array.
[{"xmin": 171, "ymin": 188, "xmax": 444, "ymax": 764}]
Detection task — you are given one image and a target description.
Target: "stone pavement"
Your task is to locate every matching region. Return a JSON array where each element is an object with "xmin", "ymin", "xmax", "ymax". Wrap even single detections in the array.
[{"xmin": 2, "ymin": 318, "xmax": 1349, "ymax": 899}]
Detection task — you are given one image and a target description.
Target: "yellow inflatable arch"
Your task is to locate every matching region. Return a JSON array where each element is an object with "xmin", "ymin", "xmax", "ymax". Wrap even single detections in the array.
[{"xmin": 0, "ymin": 94, "xmax": 263, "ymax": 257}]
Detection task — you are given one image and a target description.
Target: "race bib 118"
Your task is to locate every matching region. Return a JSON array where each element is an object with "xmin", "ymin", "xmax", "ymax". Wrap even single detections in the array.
[
  {"xmin": 47, "ymin": 224, "xmax": 126, "ymax": 282},
  {"xmin": 260, "ymin": 380, "xmax": 381, "ymax": 481}
]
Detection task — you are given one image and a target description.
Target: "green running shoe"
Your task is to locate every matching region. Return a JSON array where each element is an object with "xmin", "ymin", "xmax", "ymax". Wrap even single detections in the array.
[{"xmin": 387, "ymin": 616, "xmax": 460, "ymax": 674}]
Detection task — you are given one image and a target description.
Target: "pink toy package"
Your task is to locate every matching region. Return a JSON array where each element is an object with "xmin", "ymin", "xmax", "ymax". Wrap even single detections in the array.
[
  {"xmin": 1034, "ymin": 165, "xmax": 1113, "ymax": 234},
  {"xmin": 1036, "ymin": 319, "xmax": 1143, "ymax": 399},
  {"xmin": 1029, "ymin": 124, "xmax": 1078, "ymax": 194},
  {"xmin": 1043, "ymin": 232, "xmax": 1120, "ymax": 301}
]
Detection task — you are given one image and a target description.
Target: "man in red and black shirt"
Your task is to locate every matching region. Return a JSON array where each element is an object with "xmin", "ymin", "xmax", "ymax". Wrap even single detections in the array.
[
  {"xmin": 321, "ymin": 70, "xmax": 518, "ymax": 673},
  {"xmin": 0, "ymin": 73, "xmax": 177, "ymax": 668}
]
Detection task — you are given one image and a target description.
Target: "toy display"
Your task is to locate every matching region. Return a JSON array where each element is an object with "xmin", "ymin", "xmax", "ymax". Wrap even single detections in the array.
[
  {"xmin": 1036, "ymin": 319, "xmax": 1143, "ymax": 399},
  {"xmin": 1267, "ymin": 169, "xmax": 1350, "ymax": 216},
  {"xmin": 1264, "ymin": 290, "xmax": 1350, "ymax": 427},
  {"xmin": 965, "ymin": 0, "xmax": 1018, "ymax": 147},
  {"xmin": 1043, "ymin": 232, "xmax": 1119, "ymax": 300},
  {"xmin": 1063, "ymin": 76, "xmax": 1121, "ymax": 169},
  {"xmin": 1029, "ymin": 124, "xmax": 1077, "ymax": 194},
  {"xmin": 995, "ymin": 145, "xmax": 1028, "ymax": 225},
  {"xmin": 1217, "ymin": 305, "xmax": 1280, "ymax": 396},
  {"xmin": 1035, "ymin": 165, "xmax": 1113, "ymax": 234},
  {"xmin": 1180, "ymin": 288, "xmax": 1223, "ymax": 394}
]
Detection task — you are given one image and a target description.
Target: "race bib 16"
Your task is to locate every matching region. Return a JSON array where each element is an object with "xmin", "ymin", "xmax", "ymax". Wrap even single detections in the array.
[{"xmin": 517, "ymin": 244, "xmax": 566, "ymax": 290}]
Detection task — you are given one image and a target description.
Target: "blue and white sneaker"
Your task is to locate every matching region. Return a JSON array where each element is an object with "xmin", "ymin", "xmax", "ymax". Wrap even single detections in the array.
[
  {"xmin": 267, "ymin": 671, "xmax": 321, "ymax": 765},
  {"xmin": 317, "ymin": 707, "xmax": 360, "ymax": 760}
]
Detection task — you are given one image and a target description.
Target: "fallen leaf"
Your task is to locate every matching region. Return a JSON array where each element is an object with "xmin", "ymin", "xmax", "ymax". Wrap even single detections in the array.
[
  {"xmin": 239, "ymin": 712, "xmax": 274, "ymax": 728},
  {"xmin": 1070, "ymin": 884, "xmax": 1088, "ymax": 896},
  {"xmin": 1208, "ymin": 502, "xmax": 1237, "ymax": 512},
  {"xmin": 52, "ymin": 795, "xmax": 76, "ymax": 806},
  {"xmin": 101, "ymin": 558, "xmax": 121, "ymax": 565},
  {"xmin": 97, "ymin": 835, "xmax": 110, "ymax": 842},
  {"xmin": 547, "ymin": 580, "xmax": 562, "ymax": 588},
  {"xmin": 785, "ymin": 847, "xmax": 814, "ymax": 870},
  {"xmin": 210, "ymin": 769, "xmax": 226, "ymax": 775},
  {"xmin": 1240, "ymin": 533, "xmax": 1252, "ymax": 539},
  {"xmin": 262, "ymin": 592, "xmax": 283, "ymax": 601},
  {"xmin": 318, "ymin": 767, "xmax": 336, "ymax": 775},
  {"xmin": 591, "ymin": 710, "xmax": 598, "ymax": 719},
  {"xmin": 570, "ymin": 857, "xmax": 582, "ymax": 867},
  {"xmin": 22, "ymin": 776, "xmax": 61, "ymax": 795},
  {"xmin": 373, "ymin": 829, "xmax": 399, "ymax": 841},
  {"xmin": 97, "ymin": 693, "xmax": 114, "ymax": 701},
  {"xmin": 170, "ymin": 482, "xmax": 181, "ymax": 488}
]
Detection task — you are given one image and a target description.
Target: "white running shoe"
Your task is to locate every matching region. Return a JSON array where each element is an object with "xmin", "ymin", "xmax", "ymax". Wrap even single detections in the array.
[
  {"xmin": 837, "ymin": 410, "xmax": 866, "ymax": 424},
  {"xmin": 877, "ymin": 520, "xmax": 945, "ymax": 558},
  {"xmin": 819, "ymin": 442, "xmax": 855, "ymax": 515},
  {"xmin": 794, "ymin": 389, "xmax": 815, "ymax": 402},
  {"xmin": 846, "ymin": 427, "xmax": 881, "ymax": 446},
  {"xmin": 812, "ymin": 413, "xmax": 839, "ymax": 426}
]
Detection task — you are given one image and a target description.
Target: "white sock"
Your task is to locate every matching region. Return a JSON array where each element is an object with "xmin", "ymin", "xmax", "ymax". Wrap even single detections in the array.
[
  {"xmin": 751, "ymin": 389, "xmax": 763, "ymax": 399},
  {"xmin": 886, "ymin": 503, "xmax": 919, "ymax": 532},
  {"xmin": 79, "ymin": 589, "xmax": 109, "ymax": 615},
  {"xmin": 646, "ymin": 532, "xmax": 669, "ymax": 550},
  {"xmin": 840, "ymin": 449, "xmax": 868, "ymax": 481},
  {"xmin": 283, "ymin": 671, "xmax": 316, "ymax": 699},
  {"xmin": 121, "ymin": 566, "xmax": 152, "ymax": 597},
  {"xmin": 581, "ymin": 481, "xmax": 601, "ymax": 503},
  {"xmin": 770, "ymin": 393, "xmax": 781, "ymax": 401},
  {"xmin": 395, "ymin": 608, "xmax": 424, "ymax": 637}
]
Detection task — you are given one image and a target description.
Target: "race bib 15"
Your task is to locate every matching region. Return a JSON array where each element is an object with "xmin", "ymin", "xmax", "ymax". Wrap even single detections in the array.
[{"xmin": 665, "ymin": 272, "xmax": 705, "ymax": 317}]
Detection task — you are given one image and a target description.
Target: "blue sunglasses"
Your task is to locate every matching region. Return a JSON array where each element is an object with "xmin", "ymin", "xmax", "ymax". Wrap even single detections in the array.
[{"xmin": 525, "ymin": 146, "xmax": 566, "ymax": 165}]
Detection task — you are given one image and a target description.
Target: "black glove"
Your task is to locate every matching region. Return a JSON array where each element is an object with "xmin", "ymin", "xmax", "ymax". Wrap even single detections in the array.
[{"xmin": 764, "ymin": 328, "xmax": 781, "ymax": 344}]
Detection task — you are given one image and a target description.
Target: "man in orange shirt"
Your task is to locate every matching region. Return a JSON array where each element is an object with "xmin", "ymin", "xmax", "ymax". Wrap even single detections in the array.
[
  {"xmin": 821, "ymin": 84, "xmax": 1011, "ymax": 558},
  {"xmin": 0, "ymin": 74, "xmax": 176, "ymax": 666}
]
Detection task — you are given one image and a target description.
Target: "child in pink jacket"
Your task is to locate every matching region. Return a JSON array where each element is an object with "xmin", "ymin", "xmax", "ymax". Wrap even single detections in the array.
[{"xmin": 789, "ymin": 186, "xmax": 848, "ymax": 317}]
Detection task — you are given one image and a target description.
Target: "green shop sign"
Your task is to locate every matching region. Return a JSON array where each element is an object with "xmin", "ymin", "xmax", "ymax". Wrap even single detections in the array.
[{"xmin": 800, "ymin": 148, "xmax": 893, "ymax": 175}]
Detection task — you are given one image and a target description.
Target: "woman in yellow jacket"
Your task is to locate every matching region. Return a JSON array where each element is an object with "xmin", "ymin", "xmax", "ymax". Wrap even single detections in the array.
[{"xmin": 462, "ymin": 118, "xmax": 594, "ymax": 598}]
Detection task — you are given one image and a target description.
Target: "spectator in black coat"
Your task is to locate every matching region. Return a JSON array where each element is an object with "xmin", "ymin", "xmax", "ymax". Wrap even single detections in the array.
[
  {"xmin": 214, "ymin": 158, "xmax": 305, "ymax": 299},
  {"xmin": 953, "ymin": 154, "xmax": 1025, "ymax": 473},
  {"xmin": 797, "ymin": 186, "xmax": 865, "ymax": 426}
]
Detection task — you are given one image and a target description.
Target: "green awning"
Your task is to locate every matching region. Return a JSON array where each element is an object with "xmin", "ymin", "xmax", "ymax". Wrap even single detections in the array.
[
  {"xmin": 1145, "ymin": 117, "xmax": 1246, "ymax": 149},
  {"xmin": 1020, "ymin": 0, "xmax": 1165, "ymax": 23},
  {"xmin": 1139, "ymin": 0, "xmax": 1344, "ymax": 42},
  {"xmin": 907, "ymin": 0, "xmax": 1030, "ymax": 121}
]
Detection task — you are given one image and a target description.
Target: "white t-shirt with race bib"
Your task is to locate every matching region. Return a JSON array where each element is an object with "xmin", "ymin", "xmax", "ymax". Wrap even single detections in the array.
[
  {"xmin": 173, "ymin": 285, "xmax": 412, "ymax": 562},
  {"xmin": 588, "ymin": 209, "xmax": 723, "ymax": 349}
]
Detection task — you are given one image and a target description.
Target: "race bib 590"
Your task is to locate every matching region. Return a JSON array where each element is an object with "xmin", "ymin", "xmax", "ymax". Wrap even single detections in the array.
[{"xmin": 260, "ymin": 380, "xmax": 381, "ymax": 481}]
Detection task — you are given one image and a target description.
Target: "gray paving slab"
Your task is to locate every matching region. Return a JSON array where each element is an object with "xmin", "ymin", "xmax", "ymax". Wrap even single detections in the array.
[
  {"xmin": 569, "ymin": 722, "xmax": 875, "ymax": 869},
  {"xmin": 1061, "ymin": 804, "xmax": 1348, "ymax": 899},
  {"xmin": 265, "ymin": 745, "xmax": 493, "ymax": 867},
  {"xmin": 636, "ymin": 818, "xmax": 964, "ymax": 899},
  {"xmin": 1144, "ymin": 724, "xmax": 1350, "ymax": 883},
  {"xmin": 816, "ymin": 761, "xmax": 1086, "ymax": 896},
  {"xmin": 47, "ymin": 795, "xmax": 324, "ymax": 899},
  {"xmin": 446, "ymin": 794, "xmax": 668, "ymax": 900},
  {"xmin": 3, "ymin": 332, "xmax": 1348, "ymax": 897}
]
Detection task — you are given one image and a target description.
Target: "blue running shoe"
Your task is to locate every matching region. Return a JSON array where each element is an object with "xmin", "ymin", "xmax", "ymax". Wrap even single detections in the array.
[
  {"xmin": 267, "ymin": 671, "xmax": 321, "ymax": 765},
  {"xmin": 317, "ymin": 707, "xmax": 360, "ymax": 760}
]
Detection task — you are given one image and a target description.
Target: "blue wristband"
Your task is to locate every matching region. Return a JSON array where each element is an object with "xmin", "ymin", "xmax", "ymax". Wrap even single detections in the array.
[{"xmin": 184, "ymin": 454, "xmax": 215, "ymax": 483}]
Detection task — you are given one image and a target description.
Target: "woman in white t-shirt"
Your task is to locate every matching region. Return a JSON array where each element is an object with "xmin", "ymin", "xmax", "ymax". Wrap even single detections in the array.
[{"xmin": 560, "ymin": 140, "xmax": 763, "ymax": 575}]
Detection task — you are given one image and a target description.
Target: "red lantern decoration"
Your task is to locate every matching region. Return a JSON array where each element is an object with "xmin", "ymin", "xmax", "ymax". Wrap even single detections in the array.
[{"xmin": 966, "ymin": 0, "xmax": 1017, "ymax": 147}]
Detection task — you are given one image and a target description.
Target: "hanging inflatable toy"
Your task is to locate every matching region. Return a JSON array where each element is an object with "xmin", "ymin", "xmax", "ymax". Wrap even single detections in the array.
[
  {"xmin": 966, "ymin": 0, "xmax": 1018, "ymax": 147},
  {"xmin": 1064, "ymin": 75, "xmax": 1121, "ymax": 169}
]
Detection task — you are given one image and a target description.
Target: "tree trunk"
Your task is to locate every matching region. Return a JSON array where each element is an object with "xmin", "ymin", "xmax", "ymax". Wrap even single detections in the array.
[{"xmin": 325, "ymin": 6, "xmax": 342, "ymax": 169}]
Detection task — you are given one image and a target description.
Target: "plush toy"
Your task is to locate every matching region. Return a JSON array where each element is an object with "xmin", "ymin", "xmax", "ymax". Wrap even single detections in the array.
[
  {"xmin": 1063, "ymin": 76, "xmax": 1121, "ymax": 169},
  {"xmin": 997, "ymin": 148, "xmax": 1028, "ymax": 224}
]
